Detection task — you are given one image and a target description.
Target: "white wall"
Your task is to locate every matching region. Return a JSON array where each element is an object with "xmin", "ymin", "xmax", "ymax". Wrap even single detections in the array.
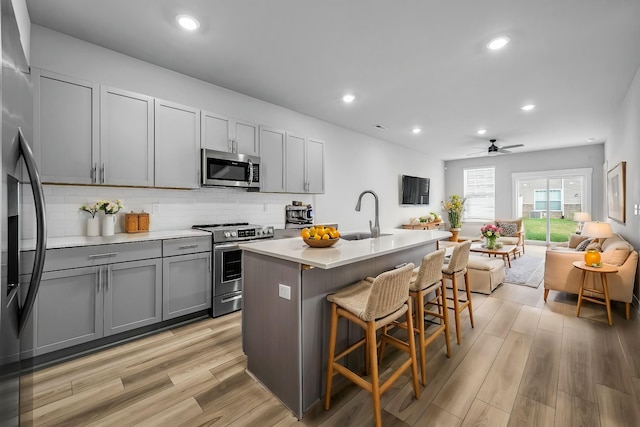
[
  {"xmin": 27, "ymin": 25, "xmax": 444, "ymax": 237},
  {"xmin": 443, "ymin": 144, "xmax": 605, "ymax": 234},
  {"xmin": 605, "ymin": 62, "xmax": 640, "ymax": 302}
]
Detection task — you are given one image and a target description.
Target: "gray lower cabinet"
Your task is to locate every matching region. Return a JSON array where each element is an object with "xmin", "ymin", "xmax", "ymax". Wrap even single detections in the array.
[
  {"xmin": 20, "ymin": 266, "xmax": 103, "ymax": 357},
  {"xmin": 20, "ymin": 241, "xmax": 163, "ymax": 357},
  {"xmin": 103, "ymin": 258, "xmax": 162, "ymax": 336},
  {"xmin": 162, "ymin": 240, "xmax": 212, "ymax": 320}
]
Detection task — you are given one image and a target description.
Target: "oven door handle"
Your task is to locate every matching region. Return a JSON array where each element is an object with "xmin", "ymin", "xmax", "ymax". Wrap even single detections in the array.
[{"xmin": 214, "ymin": 243, "xmax": 241, "ymax": 250}]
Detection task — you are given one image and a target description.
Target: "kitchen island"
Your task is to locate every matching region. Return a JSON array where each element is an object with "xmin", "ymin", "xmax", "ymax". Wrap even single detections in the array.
[{"xmin": 239, "ymin": 228, "xmax": 450, "ymax": 418}]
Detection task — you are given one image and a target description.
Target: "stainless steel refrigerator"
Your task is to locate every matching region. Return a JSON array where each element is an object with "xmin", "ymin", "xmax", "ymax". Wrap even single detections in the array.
[{"xmin": 1, "ymin": 0, "xmax": 47, "ymax": 425}]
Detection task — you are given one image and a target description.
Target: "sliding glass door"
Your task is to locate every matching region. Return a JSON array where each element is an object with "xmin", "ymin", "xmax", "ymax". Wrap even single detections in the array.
[{"xmin": 513, "ymin": 169, "xmax": 592, "ymax": 244}]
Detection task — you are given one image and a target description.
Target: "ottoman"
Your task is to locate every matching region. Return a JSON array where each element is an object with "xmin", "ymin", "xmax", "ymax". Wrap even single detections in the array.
[{"xmin": 466, "ymin": 255, "xmax": 506, "ymax": 294}]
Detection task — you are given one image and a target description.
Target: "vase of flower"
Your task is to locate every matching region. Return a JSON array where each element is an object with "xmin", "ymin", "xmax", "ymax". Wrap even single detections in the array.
[
  {"xmin": 102, "ymin": 215, "xmax": 116, "ymax": 236},
  {"xmin": 87, "ymin": 217, "xmax": 100, "ymax": 236},
  {"xmin": 449, "ymin": 227, "xmax": 461, "ymax": 242},
  {"xmin": 481, "ymin": 224, "xmax": 502, "ymax": 250}
]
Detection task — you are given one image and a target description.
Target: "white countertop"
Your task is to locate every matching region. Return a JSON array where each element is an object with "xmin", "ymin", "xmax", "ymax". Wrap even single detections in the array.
[
  {"xmin": 239, "ymin": 228, "xmax": 451, "ymax": 269},
  {"xmin": 21, "ymin": 229, "xmax": 211, "ymax": 251}
]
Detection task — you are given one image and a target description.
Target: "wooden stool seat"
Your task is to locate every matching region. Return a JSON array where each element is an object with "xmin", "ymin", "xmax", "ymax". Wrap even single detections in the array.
[{"xmin": 324, "ymin": 263, "xmax": 419, "ymax": 427}]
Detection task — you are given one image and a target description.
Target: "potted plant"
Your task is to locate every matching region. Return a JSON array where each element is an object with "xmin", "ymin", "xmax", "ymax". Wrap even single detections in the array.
[
  {"xmin": 442, "ymin": 194, "xmax": 465, "ymax": 241},
  {"xmin": 80, "ymin": 202, "xmax": 101, "ymax": 236},
  {"xmin": 97, "ymin": 199, "xmax": 124, "ymax": 236}
]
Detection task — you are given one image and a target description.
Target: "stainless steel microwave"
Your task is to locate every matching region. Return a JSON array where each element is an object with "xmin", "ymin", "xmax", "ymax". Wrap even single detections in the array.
[{"xmin": 201, "ymin": 149, "xmax": 260, "ymax": 188}]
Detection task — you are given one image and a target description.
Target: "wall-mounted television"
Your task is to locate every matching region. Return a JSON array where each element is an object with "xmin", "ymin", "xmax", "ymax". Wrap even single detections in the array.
[{"xmin": 401, "ymin": 175, "xmax": 430, "ymax": 205}]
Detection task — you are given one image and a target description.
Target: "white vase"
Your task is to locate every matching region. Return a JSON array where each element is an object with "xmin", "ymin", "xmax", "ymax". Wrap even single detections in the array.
[
  {"xmin": 87, "ymin": 217, "xmax": 100, "ymax": 236},
  {"xmin": 102, "ymin": 215, "xmax": 116, "ymax": 236}
]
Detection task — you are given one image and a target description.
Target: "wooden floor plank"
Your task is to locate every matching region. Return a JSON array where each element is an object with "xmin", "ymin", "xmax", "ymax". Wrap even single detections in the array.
[
  {"xmin": 590, "ymin": 320, "xmax": 636, "ymax": 396},
  {"xmin": 229, "ymin": 396, "xmax": 295, "ymax": 427},
  {"xmin": 482, "ymin": 300, "xmax": 522, "ymax": 339},
  {"xmin": 461, "ymin": 399, "xmax": 510, "ymax": 427},
  {"xmin": 506, "ymin": 394, "xmax": 555, "ymax": 427},
  {"xmin": 510, "ymin": 305, "xmax": 542, "ymax": 336},
  {"xmin": 596, "ymin": 383, "xmax": 640, "ymax": 427},
  {"xmin": 517, "ymin": 329, "xmax": 561, "ymax": 408},
  {"xmin": 557, "ymin": 327, "xmax": 597, "ymax": 403},
  {"xmin": 412, "ymin": 404, "xmax": 462, "ymax": 427},
  {"xmin": 476, "ymin": 331, "xmax": 533, "ymax": 412},
  {"xmin": 133, "ymin": 397, "xmax": 203, "ymax": 427},
  {"xmin": 432, "ymin": 333, "xmax": 504, "ymax": 419},
  {"xmin": 554, "ymin": 390, "xmax": 600, "ymax": 427}
]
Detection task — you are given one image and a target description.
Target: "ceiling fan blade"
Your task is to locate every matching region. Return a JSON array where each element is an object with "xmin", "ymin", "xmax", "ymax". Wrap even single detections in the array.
[
  {"xmin": 498, "ymin": 149, "xmax": 512, "ymax": 154},
  {"xmin": 499, "ymin": 144, "xmax": 524, "ymax": 150},
  {"xmin": 466, "ymin": 150, "xmax": 485, "ymax": 157}
]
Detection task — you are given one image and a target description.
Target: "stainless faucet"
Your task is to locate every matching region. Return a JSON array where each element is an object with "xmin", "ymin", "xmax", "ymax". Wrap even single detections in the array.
[{"xmin": 355, "ymin": 190, "xmax": 380, "ymax": 238}]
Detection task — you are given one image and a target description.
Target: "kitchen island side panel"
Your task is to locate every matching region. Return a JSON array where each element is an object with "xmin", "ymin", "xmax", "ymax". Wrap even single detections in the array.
[
  {"xmin": 300, "ymin": 242, "xmax": 435, "ymax": 413},
  {"xmin": 242, "ymin": 251, "xmax": 302, "ymax": 416}
]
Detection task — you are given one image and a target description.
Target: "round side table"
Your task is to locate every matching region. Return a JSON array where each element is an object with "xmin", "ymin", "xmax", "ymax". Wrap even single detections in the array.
[{"xmin": 572, "ymin": 261, "xmax": 619, "ymax": 326}]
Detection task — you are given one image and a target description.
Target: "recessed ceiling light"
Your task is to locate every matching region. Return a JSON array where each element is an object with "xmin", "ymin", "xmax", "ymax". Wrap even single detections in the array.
[
  {"xmin": 477, "ymin": 129, "xmax": 487, "ymax": 135},
  {"xmin": 587, "ymin": 138, "xmax": 595, "ymax": 142},
  {"xmin": 487, "ymin": 36, "xmax": 510, "ymax": 50},
  {"xmin": 176, "ymin": 14, "xmax": 200, "ymax": 31},
  {"xmin": 412, "ymin": 127, "xmax": 422, "ymax": 134},
  {"xmin": 342, "ymin": 94, "xmax": 355, "ymax": 103},
  {"xmin": 521, "ymin": 104, "xmax": 536, "ymax": 111}
]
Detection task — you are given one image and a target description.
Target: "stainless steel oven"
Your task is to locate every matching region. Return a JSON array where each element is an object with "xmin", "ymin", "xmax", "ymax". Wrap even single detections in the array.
[{"xmin": 193, "ymin": 223, "xmax": 274, "ymax": 317}]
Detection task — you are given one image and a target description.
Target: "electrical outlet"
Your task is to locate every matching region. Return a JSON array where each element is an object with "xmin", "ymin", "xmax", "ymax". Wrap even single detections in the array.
[
  {"xmin": 278, "ymin": 284, "xmax": 291, "ymax": 300},
  {"xmin": 152, "ymin": 203, "xmax": 160, "ymax": 214}
]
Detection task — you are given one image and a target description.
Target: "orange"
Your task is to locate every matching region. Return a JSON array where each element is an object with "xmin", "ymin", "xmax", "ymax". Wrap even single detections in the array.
[
  {"xmin": 314, "ymin": 233, "xmax": 321, "ymax": 240},
  {"xmin": 300, "ymin": 229, "xmax": 310, "ymax": 239},
  {"xmin": 309, "ymin": 226, "xmax": 316, "ymax": 236},
  {"xmin": 322, "ymin": 234, "xmax": 330, "ymax": 240}
]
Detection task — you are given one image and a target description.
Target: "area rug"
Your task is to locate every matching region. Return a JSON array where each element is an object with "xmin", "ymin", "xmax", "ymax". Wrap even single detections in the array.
[{"xmin": 504, "ymin": 255, "xmax": 545, "ymax": 288}]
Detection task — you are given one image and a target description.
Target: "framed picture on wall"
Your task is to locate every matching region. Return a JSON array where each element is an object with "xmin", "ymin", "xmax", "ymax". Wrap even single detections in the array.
[{"xmin": 607, "ymin": 161, "xmax": 626, "ymax": 223}]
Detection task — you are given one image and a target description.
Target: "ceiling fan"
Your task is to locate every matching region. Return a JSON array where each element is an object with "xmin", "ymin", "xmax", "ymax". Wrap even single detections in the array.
[{"xmin": 468, "ymin": 139, "xmax": 524, "ymax": 156}]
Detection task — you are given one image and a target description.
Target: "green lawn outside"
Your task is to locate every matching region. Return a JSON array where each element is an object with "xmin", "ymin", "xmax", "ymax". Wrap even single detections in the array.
[{"xmin": 523, "ymin": 218, "xmax": 577, "ymax": 242}]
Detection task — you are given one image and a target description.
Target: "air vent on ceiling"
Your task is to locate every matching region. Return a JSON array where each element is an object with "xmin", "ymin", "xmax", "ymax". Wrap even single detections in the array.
[{"xmin": 373, "ymin": 124, "xmax": 387, "ymax": 130}]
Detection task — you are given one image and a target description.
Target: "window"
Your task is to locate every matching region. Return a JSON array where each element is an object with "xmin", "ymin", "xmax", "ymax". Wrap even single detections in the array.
[
  {"xmin": 534, "ymin": 189, "xmax": 562, "ymax": 211},
  {"xmin": 463, "ymin": 167, "xmax": 495, "ymax": 221}
]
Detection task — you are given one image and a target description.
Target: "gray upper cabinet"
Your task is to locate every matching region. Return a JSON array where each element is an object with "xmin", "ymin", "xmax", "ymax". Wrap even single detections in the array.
[
  {"xmin": 155, "ymin": 99, "xmax": 200, "ymax": 189},
  {"xmin": 259, "ymin": 125, "xmax": 286, "ymax": 192},
  {"xmin": 33, "ymin": 68, "xmax": 99, "ymax": 184},
  {"xmin": 201, "ymin": 111, "xmax": 259, "ymax": 156},
  {"xmin": 285, "ymin": 132, "xmax": 306, "ymax": 193},
  {"xmin": 306, "ymin": 138, "xmax": 325, "ymax": 193},
  {"xmin": 100, "ymin": 87, "xmax": 154, "ymax": 186}
]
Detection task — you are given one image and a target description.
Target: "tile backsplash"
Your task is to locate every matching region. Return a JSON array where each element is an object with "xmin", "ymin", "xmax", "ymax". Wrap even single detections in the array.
[{"xmin": 20, "ymin": 184, "xmax": 312, "ymax": 239}]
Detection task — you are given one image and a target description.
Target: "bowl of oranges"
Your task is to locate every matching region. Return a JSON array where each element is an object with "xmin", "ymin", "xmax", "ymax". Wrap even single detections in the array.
[{"xmin": 301, "ymin": 225, "xmax": 341, "ymax": 248}]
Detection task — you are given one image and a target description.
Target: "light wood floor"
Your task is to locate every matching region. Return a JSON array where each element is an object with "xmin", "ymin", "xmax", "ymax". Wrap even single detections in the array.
[{"xmin": 20, "ymin": 245, "xmax": 640, "ymax": 426}]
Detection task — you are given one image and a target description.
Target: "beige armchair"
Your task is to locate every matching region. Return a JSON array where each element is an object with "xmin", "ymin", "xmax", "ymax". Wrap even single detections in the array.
[
  {"xmin": 495, "ymin": 218, "xmax": 525, "ymax": 256},
  {"xmin": 543, "ymin": 233, "xmax": 638, "ymax": 319}
]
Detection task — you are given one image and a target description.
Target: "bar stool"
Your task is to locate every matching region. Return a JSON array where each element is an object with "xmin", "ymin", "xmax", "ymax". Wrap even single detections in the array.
[
  {"xmin": 442, "ymin": 240, "xmax": 473, "ymax": 344},
  {"xmin": 410, "ymin": 248, "xmax": 450, "ymax": 385},
  {"xmin": 324, "ymin": 263, "xmax": 419, "ymax": 427}
]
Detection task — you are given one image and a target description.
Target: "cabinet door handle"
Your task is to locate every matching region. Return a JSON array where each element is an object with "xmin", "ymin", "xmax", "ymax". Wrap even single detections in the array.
[
  {"xmin": 178, "ymin": 244, "xmax": 198, "ymax": 250},
  {"xmin": 100, "ymin": 164, "xmax": 105, "ymax": 184},
  {"xmin": 208, "ymin": 254, "xmax": 211, "ymax": 272},
  {"xmin": 221, "ymin": 294, "xmax": 242, "ymax": 304},
  {"xmin": 88, "ymin": 252, "xmax": 118, "ymax": 259},
  {"xmin": 92, "ymin": 163, "xmax": 97, "ymax": 183},
  {"xmin": 107, "ymin": 265, "xmax": 112, "ymax": 291},
  {"xmin": 97, "ymin": 267, "xmax": 102, "ymax": 292}
]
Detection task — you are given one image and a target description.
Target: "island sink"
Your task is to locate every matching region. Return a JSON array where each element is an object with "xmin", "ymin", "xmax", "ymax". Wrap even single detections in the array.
[{"xmin": 340, "ymin": 232, "xmax": 393, "ymax": 241}]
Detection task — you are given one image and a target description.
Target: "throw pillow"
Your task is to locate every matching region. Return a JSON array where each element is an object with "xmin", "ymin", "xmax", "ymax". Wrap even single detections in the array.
[
  {"xmin": 568, "ymin": 234, "xmax": 589, "ymax": 249},
  {"xmin": 575, "ymin": 238, "xmax": 593, "ymax": 251},
  {"xmin": 601, "ymin": 249, "xmax": 631, "ymax": 266},
  {"xmin": 496, "ymin": 222, "xmax": 518, "ymax": 237},
  {"xmin": 585, "ymin": 241, "xmax": 602, "ymax": 252}
]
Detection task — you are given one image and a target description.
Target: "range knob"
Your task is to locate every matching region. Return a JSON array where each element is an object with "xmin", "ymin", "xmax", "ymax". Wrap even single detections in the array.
[
  {"xmin": 224, "ymin": 231, "xmax": 231, "ymax": 238},
  {"xmin": 264, "ymin": 227, "xmax": 272, "ymax": 235},
  {"xmin": 231, "ymin": 231, "xmax": 237, "ymax": 237},
  {"xmin": 256, "ymin": 229, "xmax": 262, "ymax": 235}
]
